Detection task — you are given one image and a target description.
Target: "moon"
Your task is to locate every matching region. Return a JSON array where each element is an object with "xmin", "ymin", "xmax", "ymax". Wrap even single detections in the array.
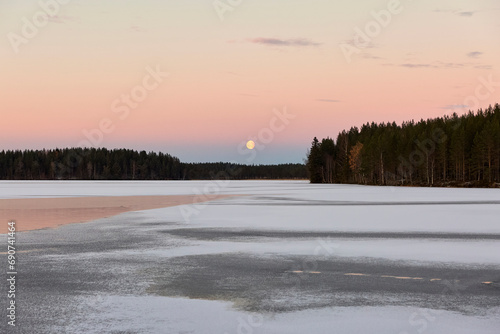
[{"xmin": 246, "ymin": 140, "xmax": 255, "ymax": 150}]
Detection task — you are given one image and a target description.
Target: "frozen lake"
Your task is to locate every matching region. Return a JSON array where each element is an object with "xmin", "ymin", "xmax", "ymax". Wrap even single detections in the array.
[{"xmin": 1, "ymin": 181, "xmax": 499, "ymax": 333}]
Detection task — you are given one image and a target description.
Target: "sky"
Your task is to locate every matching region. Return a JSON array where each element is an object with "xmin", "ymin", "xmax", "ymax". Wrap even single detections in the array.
[{"xmin": 1, "ymin": 0, "xmax": 499, "ymax": 164}]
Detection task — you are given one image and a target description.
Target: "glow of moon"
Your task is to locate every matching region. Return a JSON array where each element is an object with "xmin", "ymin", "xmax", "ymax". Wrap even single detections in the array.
[{"xmin": 246, "ymin": 140, "xmax": 255, "ymax": 150}]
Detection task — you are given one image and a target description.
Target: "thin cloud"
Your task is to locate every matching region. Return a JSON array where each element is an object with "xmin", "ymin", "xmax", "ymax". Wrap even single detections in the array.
[
  {"xmin": 432, "ymin": 9, "xmax": 477, "ymax": 17},
  {"xmin": 361, "ymin": 53, "xmax": 383, "ymax": 60},
  {"xmin": 432, "ymin": 9, "xmax": 448, "ymax": 13},
  {"xmin": 316, "ymin": 99, "xmax": 340, "ymax": 103},
  {"xmin": 247, "ymin": 38, "xmax": 321, "ymax": 47},
  {"xmin": 441, "ymin": 104, "xmax": 469, "ymax": 110},
  {"xmin": 398, "ymin": 60, "xmax": 491, "ymax": 70},
  {"xmin": 404, "ymin": 52, "xmax": 419, "ymax": 60},
  {"xmin": 457, "ymin": 11, "xmax": 475, "ymax": 17},
  {"xmin": 400, "ymin": 63, "xmax": 433, "ymax": 68},
  {"xmin": 475, "ymin": 65, "xmax": 493, "ymax": 70},
  {"xmin": 342, "ymin": 39, "xmax": 378, "ymax": 49},
  {"xmin": 400, "ymin": 62, "xmax": 466, "ymax": 69},
  {"xmin": 467, "ymin": 51, "xmax": 483, "ymax": 58},
  {"xmin": 225, "ymin": 71, "xmax": 244, "ymax": 76},
  {"xmin": 130, "ymin": 25, "xmax": 145, "ymax": 33},
  {"xmin": 435, "ymin": 61, "xmax": 466, "ymax": 69}
]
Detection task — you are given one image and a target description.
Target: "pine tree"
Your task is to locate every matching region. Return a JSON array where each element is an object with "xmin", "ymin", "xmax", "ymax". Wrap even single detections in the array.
[{"xmin": 307, "ymin": 137, "xmax": 324, "ymax": 183}]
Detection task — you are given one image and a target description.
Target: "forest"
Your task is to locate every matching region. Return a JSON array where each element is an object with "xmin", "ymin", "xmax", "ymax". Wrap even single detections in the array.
[
  {"xmin": 183, "ymin": 162, "xmax": 307, "ymax": 180},
  {"xmin": 3, "ymin": 104, "xmax": 499, "ymax": 185},
  {"xmin": 307, "ymin": 104, "xmax": 500, "ymax": 187},
  {"xmin": 0, "ymin": 147, "xmax": 307, "ymax": 180}
]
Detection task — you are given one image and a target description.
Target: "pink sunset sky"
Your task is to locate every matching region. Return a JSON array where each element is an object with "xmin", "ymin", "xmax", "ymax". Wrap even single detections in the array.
[{"xmin": 1, "ymin": 0, "xmax": 499, "ymax": 163}]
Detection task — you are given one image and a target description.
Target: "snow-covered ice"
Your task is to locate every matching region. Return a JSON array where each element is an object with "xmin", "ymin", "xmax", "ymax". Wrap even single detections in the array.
[{"xmin": 1, "ymin": 180, "xmax": 499, "ymax": 333}]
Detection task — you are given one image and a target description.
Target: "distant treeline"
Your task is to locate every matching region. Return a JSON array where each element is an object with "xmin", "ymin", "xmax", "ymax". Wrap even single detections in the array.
[
  {"xmin": 183, "ymin": 162, "xmax": 307, "ymax": 180},
  {"xmin": 0, "ymin": 148, "xmax": 307, "ymax": 180},
  {"xmin": 307, "ymin": 104, "xmax": 500, "ymax": 187}
]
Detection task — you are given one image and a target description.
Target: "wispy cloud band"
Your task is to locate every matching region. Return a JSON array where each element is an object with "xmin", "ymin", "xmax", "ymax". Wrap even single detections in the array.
[{"xmin": 246, "ymin": 37, "xmax": 321, "ymax": 47}]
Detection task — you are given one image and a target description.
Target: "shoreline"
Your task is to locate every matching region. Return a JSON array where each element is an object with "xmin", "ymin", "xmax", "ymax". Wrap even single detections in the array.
[{"xmin": 0, "ymin": 194, "xmax": 236, "ymax": 233}]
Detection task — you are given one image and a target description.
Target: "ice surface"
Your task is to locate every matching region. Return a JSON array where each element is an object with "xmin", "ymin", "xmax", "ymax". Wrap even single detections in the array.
[
  {"xmin": 1, "ymin": 180, "xmax": 499, "ymax": 333},
  {"xmin": 65, "ymin": 295, "xmax": 500, "ymax": 334}
]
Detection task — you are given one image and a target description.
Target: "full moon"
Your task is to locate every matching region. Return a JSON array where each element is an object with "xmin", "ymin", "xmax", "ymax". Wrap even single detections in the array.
[{"xmin": 246, "ymin": 140, "xmax": 255, "ymax": 150}]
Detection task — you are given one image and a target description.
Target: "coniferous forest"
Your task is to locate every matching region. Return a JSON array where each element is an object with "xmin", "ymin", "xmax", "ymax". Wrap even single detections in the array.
[
  {"xmin": 3, "ymin": 104, "xmax": 499, "ymax": 186},
  {"xmin": 307, "ymin": 104, "xmax": 500, "ymax": 187},
  {"xmin": 0, "ymin": 147, "xmax": 307, "ymax": 180}
]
